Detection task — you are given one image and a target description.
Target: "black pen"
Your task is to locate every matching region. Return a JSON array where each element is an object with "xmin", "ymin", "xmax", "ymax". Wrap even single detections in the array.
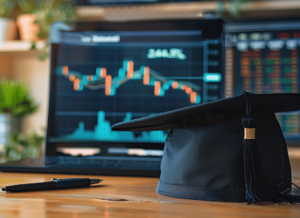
[{"xmin": 2, "ymin": 178, "xmax": 102, "ymax": 192}]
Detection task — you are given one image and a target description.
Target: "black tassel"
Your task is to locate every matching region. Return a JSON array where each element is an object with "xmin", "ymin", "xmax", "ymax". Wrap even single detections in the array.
[{"xmin": 242, "ymin": 91, "xmax": 300, "ymax": 204}]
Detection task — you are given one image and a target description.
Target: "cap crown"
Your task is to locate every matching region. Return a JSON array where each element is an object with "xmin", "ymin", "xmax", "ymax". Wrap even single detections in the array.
[{"xmin": 157, "ymin": 107, "xmax": 291, "ymax": 201}]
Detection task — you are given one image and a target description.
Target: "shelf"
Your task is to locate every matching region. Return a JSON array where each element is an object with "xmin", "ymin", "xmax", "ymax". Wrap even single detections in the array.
[
  {"xmin": 0, "ymin": 41, "xmax": 46, "ymax": 53},
  {"xmin": 76, "ymin": 1, "xmax": 300, "ymax": 20}
]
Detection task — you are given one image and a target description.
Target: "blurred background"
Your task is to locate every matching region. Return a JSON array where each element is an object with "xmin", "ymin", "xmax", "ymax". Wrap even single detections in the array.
[{"xmin": 0, "ymin": 0, "xmax": 300, "ymax": 175}]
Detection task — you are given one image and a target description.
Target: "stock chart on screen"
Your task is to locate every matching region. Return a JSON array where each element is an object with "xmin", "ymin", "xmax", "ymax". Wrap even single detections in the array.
[
  {"xmin": 225, "ymin": 20, "xmax": 300, "ymax": 141},
  {"xmin": 49, "ymin": 29, "xmax": 223, "ymax": 143}
]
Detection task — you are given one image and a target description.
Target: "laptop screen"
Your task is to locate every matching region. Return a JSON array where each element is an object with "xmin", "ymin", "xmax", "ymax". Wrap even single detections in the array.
[{"xmin": 47, "ymin": 20, "xmax": 224, "ymax": 159}]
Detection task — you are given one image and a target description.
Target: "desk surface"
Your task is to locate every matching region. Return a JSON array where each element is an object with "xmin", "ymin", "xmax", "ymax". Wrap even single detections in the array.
[{"xmin": 0, "ymin": 172, "xmax": 300, "ymax": 218}]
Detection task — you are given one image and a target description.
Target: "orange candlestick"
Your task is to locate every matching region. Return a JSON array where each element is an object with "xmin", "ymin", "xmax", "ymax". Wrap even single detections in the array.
[
  {"xmin": 127, "ymin": 61, "xmax": 134, "ymax": 78},
  {"xmin": 154, "ymin": 81, "xmax": 161, "ymax": 96},
  {"xmin": 73, "ymin": 79, "xmax": 80, "ymax": 91},
  {"xmin": 143, "ymin": 67, "xmax": 150, "ymax": 85},
  {"xmin": 101, "ymin": 68, "xmax": 107, "ymax": 77},
  {"xmin": 185, "ymin": 87, "xmax": 192, "ymax": 94},
  {"xmin": 172, "ymin": 81, "xmax": 178, "ymax": 89},
  {"xmin": 190, "ymin": 92, "xmax": 197, "ymax": 103},
  {"xmin": 62, "ymin": 66, "xmax": 69, "ymax": 76},
  {"xmin": 69, "ymin": 75, "xmax": 75, "ymax": 82},
  {"xmin": 105, "ymin": 75, "xmax": 112, "ymax": 96}
]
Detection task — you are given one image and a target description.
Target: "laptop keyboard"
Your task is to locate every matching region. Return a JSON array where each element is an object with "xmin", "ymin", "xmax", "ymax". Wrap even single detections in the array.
[{"xmin": 45, "ymin": 157, "xmax": 161, "ymax": 170}]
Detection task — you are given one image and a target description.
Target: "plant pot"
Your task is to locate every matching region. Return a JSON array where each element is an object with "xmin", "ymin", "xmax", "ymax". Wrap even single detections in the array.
[
  {"xmin": 0, "ymin": 113, "xmax": 21, "ymax": 148},
  {"xmin": 0, "ymin": 18, "xmax": 16, "ymax": 42},
  {"xmin": 16, "ymin": 14, "xmax": 40, "ymax": 41}
]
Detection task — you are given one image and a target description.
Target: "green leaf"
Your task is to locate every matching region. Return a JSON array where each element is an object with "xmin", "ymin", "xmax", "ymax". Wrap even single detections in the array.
[
  {"xmin": 0, "ymin": 79, "xmax": 38, "ymax": 118},
  {"xmin": 0, "ymin": 0, "xmax": 16, "ymax": 17},
  {"xmin": 4, "ymin": 130, "xmax": 45, "ymax": 161},
  {"xmin": 38, "ymin": 51, "xmax": 48, "ymax": 61}
]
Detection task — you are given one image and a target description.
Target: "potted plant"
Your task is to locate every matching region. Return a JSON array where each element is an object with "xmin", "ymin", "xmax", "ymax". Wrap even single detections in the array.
[
  {"xmin": 0, "ymin": 80, "xmax": 38, "ymax": 149},
  {"xmin": 16, "ymin": 0, "xmax": 76, "ymax": 41},
  {"xmin": 0, "ymin": 1, "xmax": 16, "ymax": 42}
]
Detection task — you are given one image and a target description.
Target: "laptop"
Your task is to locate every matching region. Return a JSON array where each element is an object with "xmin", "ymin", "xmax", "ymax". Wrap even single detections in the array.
[{"xmin": 0, "ymin": 19, "xmax": 224, "ymax": 176}]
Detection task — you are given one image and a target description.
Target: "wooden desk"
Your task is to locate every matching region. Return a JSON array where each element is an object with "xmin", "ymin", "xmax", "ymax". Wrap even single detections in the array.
[{"xmin": 0, "ymin": 172, "xmax": 300, "ymax": 218}]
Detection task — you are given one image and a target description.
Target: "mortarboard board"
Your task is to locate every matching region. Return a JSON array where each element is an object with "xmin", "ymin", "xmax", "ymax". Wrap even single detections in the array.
[{"xmin": 112, "ymin": 92, "xmax": 300, "ymax": 204}]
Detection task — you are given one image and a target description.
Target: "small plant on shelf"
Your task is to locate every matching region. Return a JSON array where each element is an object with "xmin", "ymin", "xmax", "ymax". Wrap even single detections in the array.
[
  {"xmin": 32, "ymin": 0, "xmax": 77, "ymax": 60},
  {"xmin": 0, "ymin": 80, "xmax": 38, "ymax": 117}
]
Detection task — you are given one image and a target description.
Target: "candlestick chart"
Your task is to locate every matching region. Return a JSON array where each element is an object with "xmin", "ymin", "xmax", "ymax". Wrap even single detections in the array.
[
  {"xmin": 57, "ymin": 60, "xmax": 201, "ymax": 104},
  {"xmin": 54, "ymin": 59, "xmax": 204, "ymax": 142}
]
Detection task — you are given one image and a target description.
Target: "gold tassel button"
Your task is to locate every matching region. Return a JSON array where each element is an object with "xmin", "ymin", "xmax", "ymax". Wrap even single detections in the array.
[{"xmin": 244, "ymin": 128, "xmax": 255, "ymax": 139}]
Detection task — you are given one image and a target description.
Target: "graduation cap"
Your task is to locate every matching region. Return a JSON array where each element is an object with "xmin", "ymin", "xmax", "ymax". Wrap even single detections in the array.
[{"xmin": 112, "ymin": 92, "xmax": 300, "ymax": 203}]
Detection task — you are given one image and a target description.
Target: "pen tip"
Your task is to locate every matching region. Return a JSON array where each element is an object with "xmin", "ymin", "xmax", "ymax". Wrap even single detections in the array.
[
  {"xmin": 2, "ymin": 188, "xmax": 5, "ymax": 191},
  {"xmin": 90, "ymin": 179, "xmax": 102, "ymax": 184}
]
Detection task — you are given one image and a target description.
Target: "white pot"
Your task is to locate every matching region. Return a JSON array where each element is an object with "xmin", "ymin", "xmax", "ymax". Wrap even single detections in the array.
[
  {"xmin": 0, "ymin": 18, "xmax": 16, "ymax": 42},
  {"xmin": 0, "ymin": 113, "xmax": 21, "ymax": 148}
]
